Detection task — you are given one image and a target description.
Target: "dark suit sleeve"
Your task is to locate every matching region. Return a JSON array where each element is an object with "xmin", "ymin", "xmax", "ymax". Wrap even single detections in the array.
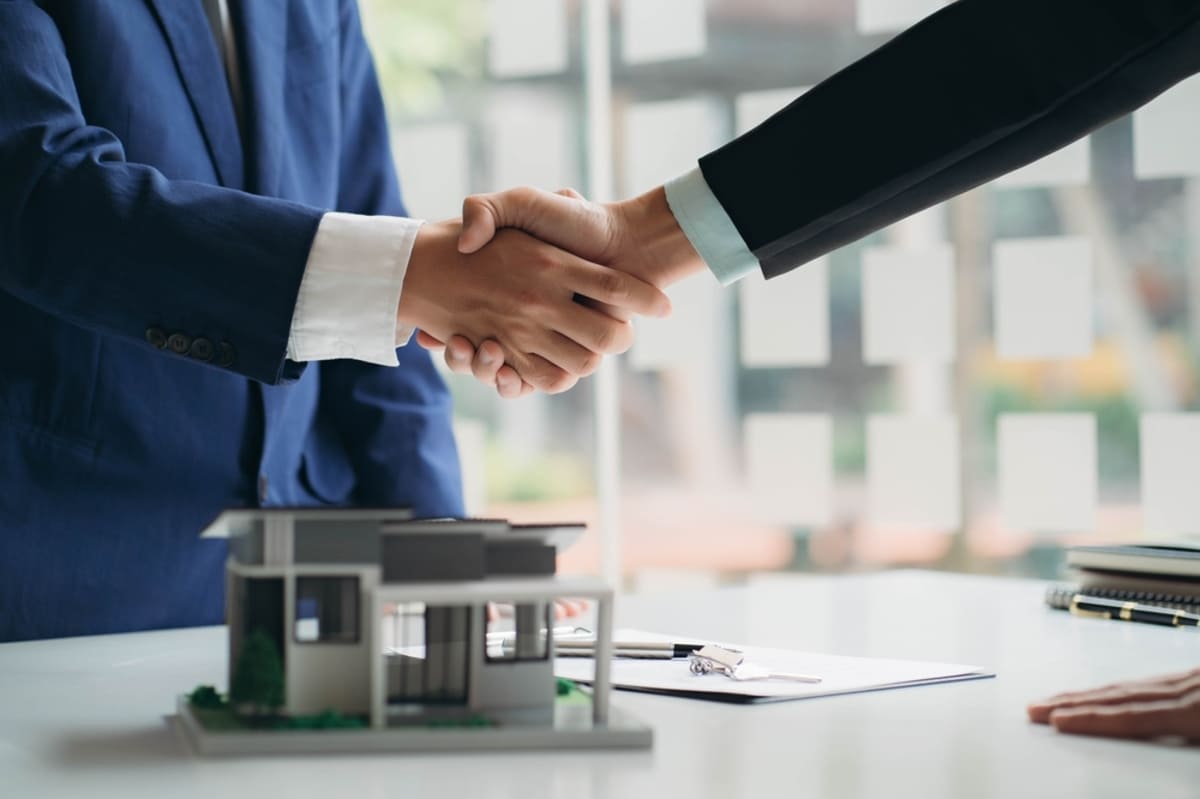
[
  {"xmin": 699, "ymin": 0, "xmax": 1200, "ymax": 278},
  {"xmin": 315, "ymin": 0, "xmax": 464, "ymax": 518},
  {"xmin": 0, "ymin": 3, "xmax": 322, "ymax": 383}
]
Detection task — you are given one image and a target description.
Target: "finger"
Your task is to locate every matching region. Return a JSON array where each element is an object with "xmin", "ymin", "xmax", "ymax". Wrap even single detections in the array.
[
  {"xmin": 556, "ymin": 599, "xmax": 589, "ymax": 618},
  {"xmin": 574, "ymin": 293, "xmax": 632, "ymax": 323},
  {"xmin": 472, "ymin": 340, "xmax": 505, "ymax": 383},
  {"xmin": 1049, "ymin": 694, "xmax": 1200, "ymax": 740},
  {"xmin": 549, "ymin": 303, "xmax": 636, "ymax": 358},
  {"xmin": 560, "ymin": 255, "xmax": 671, "ymax": 318},
  {"xmin": 1030, "ymin": 674, "xmax": 1200, "ymax": 719},
  {"xmin": 495, "ymin": 365, "xmax": 524, "ymax": 400},
  {"xmin": 519, "ymin": 381, "xmax": 535, "ymax": 397},
  {"xmin": 556, "ymin": 187, "xmax": 586, "ymax": 200},
  {"xmin": 443, "ymin": 336, "xmax": 476, "ymax": 374},
  {"xmin": 513, "ymin": 351, "xmax": 579, "ymax": 394},
  {"xmin": 529, "ymin": 330, "xmax": 606, "ymax": 384},
  {"xmin": 1029, "ymin": 672, "xmax": 1200, "ymax": 723},
  {"xmin": 415, "ymin": 330, "xmax": 446, "ymax": 350}
]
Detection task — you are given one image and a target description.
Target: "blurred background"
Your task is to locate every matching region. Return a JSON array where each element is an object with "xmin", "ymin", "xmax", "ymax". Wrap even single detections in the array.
[{"xmin": 359, "ymin": 0, "xmax": 1200, "ymax": 590}]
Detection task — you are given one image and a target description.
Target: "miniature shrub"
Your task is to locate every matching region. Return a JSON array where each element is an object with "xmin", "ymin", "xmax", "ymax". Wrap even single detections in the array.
[
  {"xmin": 188, "ymin": 684, "xmax": 226, "ymax": 709},
  {"xmin": 230, "ymin": 629, "xmax": 285, "ymax": 714},
  {"xmin": 279, "ymin": 709, "xmax": 367, "ymax": 730}
]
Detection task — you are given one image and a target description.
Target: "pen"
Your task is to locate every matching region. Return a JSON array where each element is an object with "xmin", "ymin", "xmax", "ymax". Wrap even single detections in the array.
[
  {"xmin": 1069, "ymin": 594, "xmax": 1200, "ymax": 627},
  {"xmin": 485, "ymin": 626, "xmax": 591, "ymax": 643},
  {"xmin": 555, "ymin": 640, "xmax": 706, "ymax": 659},
  {"xmin": 500, "ymin": 638, "xmax": 706, "ymax": 659}
]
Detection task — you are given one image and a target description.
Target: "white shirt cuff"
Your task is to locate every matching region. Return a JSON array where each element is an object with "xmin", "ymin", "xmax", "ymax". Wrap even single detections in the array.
[
  {"xmin": 664, "ymin": 167, "xmax": 760, "ymax": 287},
  {"xmin": 286, "ymin": 212, "xmax": 423, "ymax": 366}
]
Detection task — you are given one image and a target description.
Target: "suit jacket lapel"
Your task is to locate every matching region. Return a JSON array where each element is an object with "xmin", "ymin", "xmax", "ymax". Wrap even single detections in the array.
[
  {"xmin": 231, "ymin": 0, "xmax": 288, "ymax": 198},
  {"xmin": 144, "ymin": 0, "xmax": 245, "ymax": 190}
]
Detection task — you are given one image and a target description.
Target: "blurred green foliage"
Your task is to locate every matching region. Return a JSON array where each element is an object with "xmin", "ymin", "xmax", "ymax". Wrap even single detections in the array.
[
  {"xmin": 359, "ymin": 0, "xmax": 485, "ymax": 115},
  {"xmin": 486, "ymin": 445, "xmax": 593, "ymax": 502},
  {"xmin": 981, "ymin": 384, "xmax": 1140, "ymax": 480}
]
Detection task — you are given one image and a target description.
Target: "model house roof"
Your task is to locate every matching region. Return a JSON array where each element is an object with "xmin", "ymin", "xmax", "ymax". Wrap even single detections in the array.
[{"xmin": 200, "ymin": 508, "xmax": 585, "ymax": 582}]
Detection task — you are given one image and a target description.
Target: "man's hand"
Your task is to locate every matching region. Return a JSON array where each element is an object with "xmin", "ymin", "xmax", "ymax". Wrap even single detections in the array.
[
  {"xmin": 417, "ymin": 186, "xmax": 706, "ymax": 397},
  {"xmin": 399, "ymin": 219, "xmax": 670, "ymax": 394},
  {"xmin": 1028, "ymin": 668, "xmax": 1200, "ymax": 741}
]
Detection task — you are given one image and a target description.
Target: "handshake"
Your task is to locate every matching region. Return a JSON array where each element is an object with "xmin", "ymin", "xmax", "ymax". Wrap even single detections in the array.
[{"xmin": 396, "ymin": 185, "xmax": 707, "ymax": 399}]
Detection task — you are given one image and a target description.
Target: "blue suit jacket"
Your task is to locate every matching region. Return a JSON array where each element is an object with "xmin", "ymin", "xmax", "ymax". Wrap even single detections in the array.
[{"xmin": 0, "ymin": 0, "xmax": 463, "ymax": 641}]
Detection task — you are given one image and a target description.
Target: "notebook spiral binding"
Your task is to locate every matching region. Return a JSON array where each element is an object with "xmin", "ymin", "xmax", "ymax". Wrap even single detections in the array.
[{"xmin": 1045, "ymin": 583, "xmax": 1200, "ymax": 615}]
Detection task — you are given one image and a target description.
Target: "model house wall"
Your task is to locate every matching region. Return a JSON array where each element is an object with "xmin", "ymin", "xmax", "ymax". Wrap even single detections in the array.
[{"xmin": 212, "ymin": 510, "xmax": 584, "ymax": 724}]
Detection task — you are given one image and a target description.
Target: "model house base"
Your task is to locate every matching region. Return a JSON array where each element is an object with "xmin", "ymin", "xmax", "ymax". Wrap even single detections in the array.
[
  {"xmin": 174, "ymin": 509, "xmax": 651, "ymax": 755},
  {"xmin": 174, "ymin": 695, "xmax": 652, "ymax": 755}
]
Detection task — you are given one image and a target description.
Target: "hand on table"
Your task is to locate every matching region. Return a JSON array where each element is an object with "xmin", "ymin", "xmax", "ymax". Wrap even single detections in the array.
[
  {"xmin": 415, "ymin": 186, "xmax": 706, "ymax": 398},
  {"xmin": 1028, "ymin": 667, "xmax": 1200, "ymax": 741},
  {"xmin": 399, "ymin": 217, "xmax": 671, "ymax": 394},
  {"xmin": 487, "ymin": 599, "xmax": 590, "ymax": 622}
]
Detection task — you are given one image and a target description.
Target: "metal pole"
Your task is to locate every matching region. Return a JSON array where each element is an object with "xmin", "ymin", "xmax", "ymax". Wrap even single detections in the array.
[{"xmin": 583, "ymin": 0, "xmax": 621, "ymax": 591}]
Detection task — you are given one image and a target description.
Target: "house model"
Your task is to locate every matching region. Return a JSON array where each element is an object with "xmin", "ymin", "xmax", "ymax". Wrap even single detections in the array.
[{"xmin": 175, "ymin": 508, "xmax": 651, "ymax": 755}]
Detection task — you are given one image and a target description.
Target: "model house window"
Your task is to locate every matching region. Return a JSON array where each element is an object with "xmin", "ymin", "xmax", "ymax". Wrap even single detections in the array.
[
  {"xmin": 485, "ymin": 601, "xmax": 550, "ymax": 663},
  {"xmin": 294, "ymin": 576, "xmax": 359, "ymax": 644}
]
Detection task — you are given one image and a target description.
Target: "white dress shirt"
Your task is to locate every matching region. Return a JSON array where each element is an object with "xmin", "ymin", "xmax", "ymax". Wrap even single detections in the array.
[
  {"xmin": 664, "ymin": 167, "xmax": 760, "ymax": 286},
  {"xmin": 204, "ymin": 0, "xmax": 420, "ymax": 368}
]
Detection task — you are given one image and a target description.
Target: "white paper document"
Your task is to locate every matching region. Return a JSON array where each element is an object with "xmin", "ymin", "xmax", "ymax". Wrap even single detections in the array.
[{"xmin": 556, "ymin": 630, "xmax": 992, "ymax": 702}]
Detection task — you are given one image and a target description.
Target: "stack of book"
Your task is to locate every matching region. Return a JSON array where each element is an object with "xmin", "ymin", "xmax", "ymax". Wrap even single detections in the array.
[{"xmin": 1047, "ymin": 542, "xmax": 1200, "ymax": 614}]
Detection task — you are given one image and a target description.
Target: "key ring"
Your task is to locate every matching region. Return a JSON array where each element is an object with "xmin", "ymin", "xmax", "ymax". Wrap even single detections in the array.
[{"xmin": 688, "ymin": 644, "xmax": 745, "ymax": 676}]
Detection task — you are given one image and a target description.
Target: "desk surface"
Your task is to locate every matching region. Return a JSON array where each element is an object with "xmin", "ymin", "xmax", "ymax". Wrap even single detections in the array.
[{"xmin": 3, "ymin": 570, "xmax": 1197, "ymax": 798}]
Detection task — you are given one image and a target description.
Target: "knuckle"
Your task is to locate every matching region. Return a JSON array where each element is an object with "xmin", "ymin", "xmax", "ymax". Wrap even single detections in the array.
[
  {"xmin": 524, "ymin": 361, "xmax": 556, "ymax": 390},
  {"xmin": 578, "ymin": 351, "xmax": 603, "ymax": 376},
  {"xmin": 598, "ymin": 271, "xmax": 628, "ymax": 300},
  {"xmin": 595, "ymin": 321, "xmax": 630, "ymax": 354}
]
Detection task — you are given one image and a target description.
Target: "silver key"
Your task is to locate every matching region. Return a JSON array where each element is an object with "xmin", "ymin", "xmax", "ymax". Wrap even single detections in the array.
[{"xmin": 688, "ymin": 644, "xmax": 822, "ymax": 683}]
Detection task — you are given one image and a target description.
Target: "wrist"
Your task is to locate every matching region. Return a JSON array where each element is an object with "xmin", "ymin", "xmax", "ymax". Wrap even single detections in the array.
[
  {"xmin": 615, "ymin": 186, "xmax": 705, "ymax": 288},
  {"xmin": 397, "ymin": 220, "xmax": 456, "ymax": 333}
]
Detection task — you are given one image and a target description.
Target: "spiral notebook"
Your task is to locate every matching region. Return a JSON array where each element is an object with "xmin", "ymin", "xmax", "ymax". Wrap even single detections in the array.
[{"xmin": 1045, "ymin": 584, "xmax": 1200, "ymax": 615}]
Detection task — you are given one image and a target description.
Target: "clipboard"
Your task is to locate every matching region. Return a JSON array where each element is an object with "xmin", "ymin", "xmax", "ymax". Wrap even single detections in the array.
[{"xmin": 553, "ymin": 629, "xmax": 993, "ymax": 703}]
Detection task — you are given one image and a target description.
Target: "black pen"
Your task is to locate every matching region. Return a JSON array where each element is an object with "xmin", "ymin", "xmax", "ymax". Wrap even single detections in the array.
[
  {"xmin": 1069, "ymin": 594, "xmax": 1200, "ymax": 628},
  {"xmin": 501, "ymin": 638, "xmax": 705, "ymax": 659},
  {"xmin": 553, "ymin": 640, "xmax": 706, "ymax": 659}
]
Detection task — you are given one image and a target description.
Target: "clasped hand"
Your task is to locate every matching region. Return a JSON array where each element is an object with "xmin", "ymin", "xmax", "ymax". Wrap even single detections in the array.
[{"xmin": 408, "ymin": 186, "xmax": 704, "ymax": 397}]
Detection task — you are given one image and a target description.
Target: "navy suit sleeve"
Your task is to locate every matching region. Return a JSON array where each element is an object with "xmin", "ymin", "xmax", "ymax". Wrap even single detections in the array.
[
  {"xmin": 699, "ymin": 0, "xmax": 1200, "ymax": 278},
  {"xmin": 316, "ymin": 0, "xmax": 464, "ymax": 518},
  {"xmin": 0, "ymin": 3, "xmax": 323, "ymax": 384}
]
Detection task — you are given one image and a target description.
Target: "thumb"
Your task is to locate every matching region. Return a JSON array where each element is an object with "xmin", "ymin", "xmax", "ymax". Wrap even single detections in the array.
[
  {"xmin": 414, "ymin": 330, "xmax": 446, "ymax": 350},
  {"xmin": 458, "ymin": 192, "xmax": 502, "ymax": 254},
  {"xmin": 459, "ymin": 187, "xmax": 601, "ymax": 256}
]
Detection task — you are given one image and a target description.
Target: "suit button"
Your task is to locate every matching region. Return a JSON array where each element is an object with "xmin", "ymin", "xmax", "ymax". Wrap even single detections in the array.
[
  {"xmin": 216, "ymin": 342, "xmax": 236, "ymax": 368},
  {"xmin": 145, "ymin": 327, "xmax": 168, "ymax": 349},
  {"xmin": 188, "ymin": 337, "xmax": 214, "ymax": 362},
  {"xmin": 166, "ymin": 333, "xmax": 191, "ymax": 354}
]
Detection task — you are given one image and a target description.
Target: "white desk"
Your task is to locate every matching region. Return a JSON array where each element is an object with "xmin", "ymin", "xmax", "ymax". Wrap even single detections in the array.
[{"xmin": 3, "ymin": 571, "xmax": 1197, "ymax": 798}]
